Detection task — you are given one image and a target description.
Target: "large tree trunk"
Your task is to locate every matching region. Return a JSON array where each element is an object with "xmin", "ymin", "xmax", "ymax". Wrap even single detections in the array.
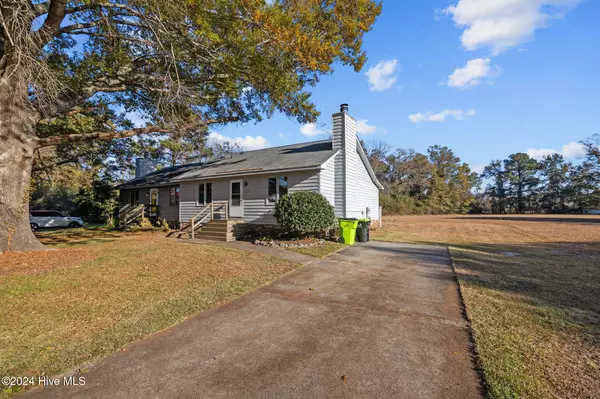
[{"xmin": 0, "ymin": 86, "xmax": 45, "ymax": 252}]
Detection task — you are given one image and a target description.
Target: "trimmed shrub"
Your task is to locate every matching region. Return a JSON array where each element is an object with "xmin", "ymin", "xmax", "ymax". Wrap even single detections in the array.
[{"xmin": 274, "ymin": 191, "xmax": 336, "ymax": 236}]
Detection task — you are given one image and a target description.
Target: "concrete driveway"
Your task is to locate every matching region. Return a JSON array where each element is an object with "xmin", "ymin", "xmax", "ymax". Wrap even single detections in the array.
[{"xmin": 25, "ymin": 241, "xmax": 482, "ymax": 399}]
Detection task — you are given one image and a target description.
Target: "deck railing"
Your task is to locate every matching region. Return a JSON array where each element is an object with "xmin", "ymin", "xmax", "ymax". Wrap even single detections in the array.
[
  {"xmin": 189, "ymin": 201, "xmax": 229, "ymax": 239},
  {"xmin": 118, "ymin": 204, "xmax": 145, "ymax": 227}
]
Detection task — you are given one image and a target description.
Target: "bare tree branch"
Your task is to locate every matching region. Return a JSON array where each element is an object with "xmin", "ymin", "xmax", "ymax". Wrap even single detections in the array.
[
  {"xmin": 36, "ymin": 117, "xmax": 238, "ymax": 148},
  {"xmin": 30, "ymin": 1, "xmax": 49, "ymax": 16},
  {"xmin": 32, "ymin": 156, "xmax": 79, "ymax": 172},
  {"xmin": 58, "ymin": 18, "xmax": 149, "ymax": 35},
  {"xmin": 37, "ymin": 0, "xmax": 68, "ymax": 46},
  {"xmin": 33, "ymin": 84, "xmax": 126, "ymax": 117},
  {"xmin": 37, "ymin": 125, "xmax": 173, "ymax": 147},
  {"xmin": 63, "ymin": 31, "xmax": 152, "ymax": 45},
  {"xmin": 66, "ymin": 2, "xmax": 143, "ymax": 17},
  {"xmin": 37, "ymin": 105, "xmax": 114, "ymax": 123},
  {"xmin": 57, "ymin": 22, "xmax": 100, "ymax": 34}
]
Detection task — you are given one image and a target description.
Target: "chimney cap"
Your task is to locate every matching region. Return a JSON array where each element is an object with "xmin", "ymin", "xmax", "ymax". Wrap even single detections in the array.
[{"xmin": 340, "ymin": 103, "xmax": 349, "ymax": 112}]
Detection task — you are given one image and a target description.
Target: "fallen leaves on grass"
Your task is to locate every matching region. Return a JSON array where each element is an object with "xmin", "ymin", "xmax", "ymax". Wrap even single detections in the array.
[
  {"xmin": 0, "ymin": 235, "xmax": 299, "ymax": 394},
  {"xmin": 0, "ymin": 247, "xmax": 100, "ymax": 278}
]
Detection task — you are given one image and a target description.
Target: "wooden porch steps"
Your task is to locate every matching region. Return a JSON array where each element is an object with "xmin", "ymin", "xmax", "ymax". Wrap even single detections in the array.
[{"xmin": 185, "ymin": 219, "xmax": 244, "ymax": 242}]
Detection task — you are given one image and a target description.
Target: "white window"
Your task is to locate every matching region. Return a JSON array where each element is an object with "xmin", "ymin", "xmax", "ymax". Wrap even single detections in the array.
[
  {"xmin": 198, "ymin": 183, "xmax": 213, "ymax": 205},
  {"xmin": 267, "ymin": 176, "xmax": 288, "ymax": 203}
]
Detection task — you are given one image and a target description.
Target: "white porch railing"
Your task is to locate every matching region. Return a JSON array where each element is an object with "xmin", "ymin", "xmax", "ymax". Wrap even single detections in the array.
[{"xmin": 190, "ymin": 201, "xmax": 229, "ymax": 239}]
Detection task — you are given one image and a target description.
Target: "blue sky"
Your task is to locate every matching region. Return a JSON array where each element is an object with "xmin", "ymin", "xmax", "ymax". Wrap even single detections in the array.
[{"xmin": 209, "ymin": 0, "xmax": 600, "ymax": 173}]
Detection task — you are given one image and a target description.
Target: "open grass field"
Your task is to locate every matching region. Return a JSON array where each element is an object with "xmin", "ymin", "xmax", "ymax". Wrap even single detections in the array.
[
  {"xmin": 0, "ymin": 231, "xmax": 299, "ymax": 397},
  {"xmin": 372, "ymin": 215, "xmax": 600, "ymax": 399}
]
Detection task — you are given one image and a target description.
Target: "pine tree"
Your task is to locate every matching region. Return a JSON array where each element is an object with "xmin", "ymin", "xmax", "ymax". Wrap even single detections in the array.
[{"xmin": 504, "ymin": 153, "xmax": 540, "ymax": 214}]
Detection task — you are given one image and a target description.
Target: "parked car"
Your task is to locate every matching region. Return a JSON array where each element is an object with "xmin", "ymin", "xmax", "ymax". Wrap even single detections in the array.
[{"xmin": 29, "ymin": 211, "xmax": 84, "ymax": 231}]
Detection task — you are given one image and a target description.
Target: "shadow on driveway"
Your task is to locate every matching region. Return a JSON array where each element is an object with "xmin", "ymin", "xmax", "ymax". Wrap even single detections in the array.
[{"xmin": 25, "ymin": 241, "xmax": 482, "ymax": 399}]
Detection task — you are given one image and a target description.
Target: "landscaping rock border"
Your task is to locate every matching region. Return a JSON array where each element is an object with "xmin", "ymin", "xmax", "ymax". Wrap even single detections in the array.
[{"xmin": 253, "ymin": 239, "xmax": 325, "ymax": 248}]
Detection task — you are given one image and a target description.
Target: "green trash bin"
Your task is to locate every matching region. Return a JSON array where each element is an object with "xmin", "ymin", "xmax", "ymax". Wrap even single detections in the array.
[
  {"xmin": 339, "ymin": 219, "xmax": 359, "ymax": 245},
  {"xmin": 357, "ymin": 218, "xmax": 371, "ymax": 242}
]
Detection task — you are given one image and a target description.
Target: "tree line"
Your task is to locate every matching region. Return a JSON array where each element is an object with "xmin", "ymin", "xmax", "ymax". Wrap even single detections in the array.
[
  {"xmin": 30, "ymin": 131, "xmax": 240, "ymax": 224},
  {"xmin": 363, "ymin": 141, "xmax": 480, "ymax": 215},
  {"xmin": 476, "ymin": 135, "xmax": 600, "ymax": 214},
  {"xmin": 364, "ymin": 135, "xmax": 600, "ymax": 215}
]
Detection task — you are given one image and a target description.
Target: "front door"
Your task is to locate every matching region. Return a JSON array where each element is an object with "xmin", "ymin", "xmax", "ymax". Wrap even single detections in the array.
[
  {"xmin": 149, "ymin": 188, "xmax": 159, "ymax": 217},
  {"xmin": 229, "ymin": 180, "xmax": 243, "ymax": 218}
]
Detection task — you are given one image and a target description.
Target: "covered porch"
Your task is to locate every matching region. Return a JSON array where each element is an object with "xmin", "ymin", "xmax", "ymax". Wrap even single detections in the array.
[{"xmin": 118, "ymin": 185, "xmax": 180, "ymax": 227}]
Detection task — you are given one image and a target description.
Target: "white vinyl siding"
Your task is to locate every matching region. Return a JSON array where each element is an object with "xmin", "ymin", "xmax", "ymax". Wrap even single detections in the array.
[
  {"xmin": 319, "ymin": 157, "xmax": 335, "ymax": 207},
  {"xmin": 331, "ymin": 112, "xmax": 345, "ymax": 217},
  {"xmin": 178, "ymin": 170, "xmax": 320, "ymax": 224},
  {"xmin": 331, "ymin": 110, "xmax": 380, "ymax": 221},
  {"xmin": 179, "ymin": 180, "xmax": 228, "ymax": 222},
  {"xmin": 242, "ymin": 175, "xmax": 276, "ymax": 224},
  {"xmin": 243, "ymin": 171, "xmax": 320, "ymax": 224},
  {"xmin": 346, "ymin": 147, "xmax": 380, "ymax": 220}
]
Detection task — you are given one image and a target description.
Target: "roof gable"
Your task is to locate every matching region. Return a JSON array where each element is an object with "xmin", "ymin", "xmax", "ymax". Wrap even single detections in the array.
[{"xmin": 356, "ymin": 139, "xmax": 384, "ymax": 190}]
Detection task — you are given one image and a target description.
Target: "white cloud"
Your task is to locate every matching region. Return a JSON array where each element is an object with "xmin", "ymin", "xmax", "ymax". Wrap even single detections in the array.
[
  {"xmin": 527, "ymin": 141, "xmax": 586, "ymax": 160},
  {"xmin": 355, "ymin": 119, "xmax": 377, "ymax": 135},
  {"xmin": 278, "ymin": 132, "xmax": 291, "ymax": 139},
  {"xmin": 208, "ymin": 132, "xmax": 268, "ymax": 151},
  {"xmin": 443, "ymin": 0, "xmax": 581, "ymax": 55},
  {"xmin": 562, "ymin": 141, "xmax": 587, "ymax": 159},
  {"xmin": 447, "ymin": 57, "xmax": 500, "ymax": 89},
  {"xmin": 526, "ymin": 147, "xmax": 556, "ymax": 160},
  {"xmin": 408, "ymin": 108, "xmax": 476, "ymax": 123},
  {"xmin": 365, "ymin": 59, "xmax": 400, "ymax": 92},
  {"xmin": 300, "ymin": 123, "xmax": 327, "ymax": 138}
]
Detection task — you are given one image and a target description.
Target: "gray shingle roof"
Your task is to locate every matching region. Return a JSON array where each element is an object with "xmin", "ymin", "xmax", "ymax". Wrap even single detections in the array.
[{"xmin": 116, "ymin": 140, "xmax": 336, "ymax": 189}]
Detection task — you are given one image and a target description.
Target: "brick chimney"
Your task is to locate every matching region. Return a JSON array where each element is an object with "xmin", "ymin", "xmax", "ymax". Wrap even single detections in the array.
[{"xmin": 135, "ymin": 158, "xmax": 157, "ymax": 178}]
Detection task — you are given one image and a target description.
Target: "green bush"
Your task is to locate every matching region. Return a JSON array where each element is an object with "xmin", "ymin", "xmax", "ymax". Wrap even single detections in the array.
[{"xmin": 274, "ymin": 192, "xmax": 336, "ymax": 236}]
